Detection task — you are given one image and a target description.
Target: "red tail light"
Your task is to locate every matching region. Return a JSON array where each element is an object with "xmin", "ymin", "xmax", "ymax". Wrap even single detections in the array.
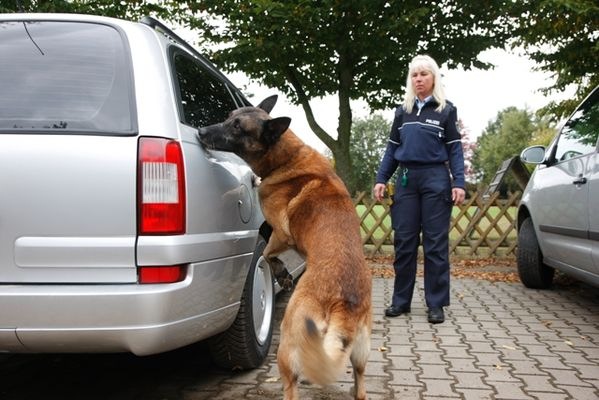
[
  {"xmin": 138, "ymin": 137, "xmax": 186, "ymax": 235},
  {"xmin": 139, "ymin": 265, "xmax": 187, "ymax": 284}
]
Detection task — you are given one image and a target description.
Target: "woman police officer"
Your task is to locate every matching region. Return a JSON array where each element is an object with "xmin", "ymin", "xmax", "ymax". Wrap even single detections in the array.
[{"xmin": 373, "ymin": 54, "xmax": 466, "ymax": 324}]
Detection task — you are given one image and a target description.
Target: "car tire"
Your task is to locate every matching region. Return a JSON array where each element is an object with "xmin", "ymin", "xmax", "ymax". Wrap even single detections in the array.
[
  {"xmin": 517, "ymin": 217, "xmax": 555, "ymax": 289},
  {"xmin": 209, "ymin": 235, "xmax": 275, "ymax": 370}
]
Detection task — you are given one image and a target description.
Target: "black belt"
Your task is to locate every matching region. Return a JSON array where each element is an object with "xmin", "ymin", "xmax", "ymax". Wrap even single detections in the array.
[{"xmin": 399, "ymin": 162, "xmax": 446, "ymax": 169}]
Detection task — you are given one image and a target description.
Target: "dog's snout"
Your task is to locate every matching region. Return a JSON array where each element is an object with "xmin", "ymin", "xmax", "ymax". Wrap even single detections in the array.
[{"xmin": 197, "ymin": 127, "xmax": 214, "ymax": 149}]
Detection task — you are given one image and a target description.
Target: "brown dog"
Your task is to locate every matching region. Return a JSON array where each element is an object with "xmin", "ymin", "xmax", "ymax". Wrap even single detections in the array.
[{"xmin": 199, "ymin": 96, "xmax": 372, "ymax": 400}]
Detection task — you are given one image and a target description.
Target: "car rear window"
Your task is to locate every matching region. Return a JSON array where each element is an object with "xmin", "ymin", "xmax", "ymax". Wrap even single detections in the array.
[{"xmin": 0, "ymin": 21, "xmax": 134, "ymax": 133}]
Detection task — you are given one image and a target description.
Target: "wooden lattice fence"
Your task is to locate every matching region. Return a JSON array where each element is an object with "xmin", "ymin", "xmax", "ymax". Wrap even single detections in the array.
[{"xmin": 354, "ymin": 191, "xmax": 520, "ymax": 257}]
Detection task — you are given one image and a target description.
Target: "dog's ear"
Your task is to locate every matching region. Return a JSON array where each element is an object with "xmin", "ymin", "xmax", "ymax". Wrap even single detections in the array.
[
  {"xmin": 262, "ymin": 117, "xmax": 291, "ymax": 145},
  {"xmin": 257, "ymin": 95, "xmax": 278, "ymax": 114}
]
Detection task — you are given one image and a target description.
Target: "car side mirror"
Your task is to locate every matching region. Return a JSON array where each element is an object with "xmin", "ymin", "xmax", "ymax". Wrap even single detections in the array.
[{"xmin": 520, "ymin": 145, "xmax": 546, "ymax": 164}]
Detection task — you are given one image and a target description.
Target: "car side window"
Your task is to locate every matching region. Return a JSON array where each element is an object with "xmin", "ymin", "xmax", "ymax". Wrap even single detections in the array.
[
  {"xmin": 172, "ymin": 52, "xmax": 238, "ymax": 127},
  {"xmin": 554, "ymin": 90, "xmax": 599, "ymax": 162}
]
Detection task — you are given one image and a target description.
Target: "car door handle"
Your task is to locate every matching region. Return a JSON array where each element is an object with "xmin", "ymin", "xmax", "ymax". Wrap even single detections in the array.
[{"xmin": 572, "ymin": 176, "xmax": 587, "ymax": 185}]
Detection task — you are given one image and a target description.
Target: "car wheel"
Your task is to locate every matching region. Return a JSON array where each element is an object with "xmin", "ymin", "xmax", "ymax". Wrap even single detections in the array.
[
  {"xmin": 209, "ymin": 235, "xmax": 275, "ymax": 370},
  {"xmin": 517, "ymin": 217, "xmax": 555, "ymax": 289}
]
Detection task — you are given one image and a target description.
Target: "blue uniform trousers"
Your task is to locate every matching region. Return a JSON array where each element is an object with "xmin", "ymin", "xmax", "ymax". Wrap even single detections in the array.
[{"xmin": 390, "ymin": 163, "xmax": 453, "ymax": 309}]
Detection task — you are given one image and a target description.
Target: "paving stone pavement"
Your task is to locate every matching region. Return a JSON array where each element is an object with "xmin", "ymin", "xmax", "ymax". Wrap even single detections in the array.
[
  {"xmin": 1, "ymin": 275, "xmax": 598, "ymax": 400},
  {"xmin": 202, "ymin": 276, "xmax": 599, "ymax": 400}
]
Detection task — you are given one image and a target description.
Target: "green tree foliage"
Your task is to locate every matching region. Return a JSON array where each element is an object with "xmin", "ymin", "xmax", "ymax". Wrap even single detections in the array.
[
  {"xmin": 472, "ymin": 107, "xmax": 555, "ymax": 191},
  {"xmin": 529, "ymin": 123, "xmax": 557, "ymax": 147},
  {"xmin": 349, "ymin": 114, "xmax": 390, "ymax": 194},
  {"xmin": 186, "ymin": 1, "xmax": 516, "ymax": 192},
  {"xmin": 511, "ymin": 0, "xmax": 599, "ymax": 119}
]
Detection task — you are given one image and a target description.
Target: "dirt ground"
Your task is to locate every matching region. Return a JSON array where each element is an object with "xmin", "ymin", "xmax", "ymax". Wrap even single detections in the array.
[
  {"xmin": 367, "ymin": 254, "xmax": 521, "ymax": 283},
  {"xmin": 367, "ymin": 254, "xmax": 582, "ymax": 287}
]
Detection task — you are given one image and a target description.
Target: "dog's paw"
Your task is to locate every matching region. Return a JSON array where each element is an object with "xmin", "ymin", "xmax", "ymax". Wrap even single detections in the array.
[
  {"xmin": 268, "ymin": 257, "xmax": 294, "ymax": 291},
  {"xmin": 277, "ymin": 272, "xmax": 294, "ymax": 292}
]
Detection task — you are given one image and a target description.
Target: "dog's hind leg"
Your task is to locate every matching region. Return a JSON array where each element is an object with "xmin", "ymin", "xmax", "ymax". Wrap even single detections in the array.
[
  {"xmin": 350, "ymin": 325, "xmax": 371, "ymax": 400},
  {"xmin": 264, "ymin": 231, "xmax": 294, "ymax": 290},
  {"xmin": 277, "ymin": 339, "xmax": 300, "ymax": 400}
]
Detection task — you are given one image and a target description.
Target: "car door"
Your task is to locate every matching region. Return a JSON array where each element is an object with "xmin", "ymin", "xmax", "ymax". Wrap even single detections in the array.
[
  {"xmin": 582, "ymin": 94, "xmax": 599, "ymax": 272},
  {"xmin": 589, "ymin": 151, "xmax": 599, "ymax": 273},
  {"xmin": 533, "ymin": 88, "xmax": 598, "ymax": 273}
]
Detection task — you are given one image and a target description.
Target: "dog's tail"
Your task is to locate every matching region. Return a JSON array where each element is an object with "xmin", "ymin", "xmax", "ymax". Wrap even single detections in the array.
[{"xmin": 298, "ymin": 316, "xmax": 352, "ymax": 385}]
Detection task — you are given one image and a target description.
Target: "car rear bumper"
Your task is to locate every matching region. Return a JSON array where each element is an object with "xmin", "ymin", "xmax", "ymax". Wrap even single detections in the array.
[{"xmin": 0, "ymin": 254, "xmax": 252, "ymax": 355}]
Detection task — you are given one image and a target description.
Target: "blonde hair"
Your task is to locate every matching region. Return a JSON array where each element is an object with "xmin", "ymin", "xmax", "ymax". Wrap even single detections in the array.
[{"xmin": 402, "ymin": 55, "xmax": 447, "ymax": 114}]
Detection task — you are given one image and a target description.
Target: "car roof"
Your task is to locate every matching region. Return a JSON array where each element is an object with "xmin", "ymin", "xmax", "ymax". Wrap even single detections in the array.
[{"xmin": 0, "ymin": 12, "xmax": 136, "ymax": 26}]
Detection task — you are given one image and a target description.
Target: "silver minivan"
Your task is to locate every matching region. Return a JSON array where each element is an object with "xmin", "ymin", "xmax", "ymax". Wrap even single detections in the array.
[
  {"xmin": 0, "ymin": 13, "xmax": 303, "ymax": 369},
  {"xmin": 517, "ymin": 85, "xmax": 599, "ymax": 289}
]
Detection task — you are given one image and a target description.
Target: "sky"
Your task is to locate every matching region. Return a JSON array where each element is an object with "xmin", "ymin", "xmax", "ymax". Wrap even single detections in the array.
[{"xmin": 224, "ymin": 48, "xmax": 574, "ymax": 154}]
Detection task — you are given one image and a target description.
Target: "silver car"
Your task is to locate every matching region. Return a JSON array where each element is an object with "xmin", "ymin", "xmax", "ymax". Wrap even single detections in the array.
[
  {"xmin": 0, "ymin": 13, "xmax": 303, "ymax": 369},
  {"xmin": 517, "ymin": 85, "xmax": 599, "ymax": 289}
]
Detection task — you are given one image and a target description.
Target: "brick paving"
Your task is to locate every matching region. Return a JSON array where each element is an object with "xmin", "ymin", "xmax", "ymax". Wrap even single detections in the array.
[{"xmin": 209, "ymin": 276, "xmax": 599, "ymax": 400}]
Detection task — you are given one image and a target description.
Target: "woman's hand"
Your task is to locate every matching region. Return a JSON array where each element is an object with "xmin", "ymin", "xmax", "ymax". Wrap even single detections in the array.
[
  {"xmin": 373, "ymin": 183, "xmax": 387, "ymax": 202},
  {"xmin": 452, "ymin": 187, "xmax": 466, "ymax": 205}
]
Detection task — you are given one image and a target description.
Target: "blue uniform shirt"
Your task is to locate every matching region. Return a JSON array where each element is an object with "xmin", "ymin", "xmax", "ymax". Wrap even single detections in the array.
[{"xmin": 376, "ymin": 98, "xmax": 466, "ymax": 189}]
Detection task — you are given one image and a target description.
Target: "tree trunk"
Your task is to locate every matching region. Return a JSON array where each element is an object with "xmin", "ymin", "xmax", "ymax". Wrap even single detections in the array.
[
  {"xmin": 333, "ymin": 46, "xmax": 356, "ymax": 194},
  {"xmin": 331, "ymin": 143, "xmax": 356, "ymax": 195}
]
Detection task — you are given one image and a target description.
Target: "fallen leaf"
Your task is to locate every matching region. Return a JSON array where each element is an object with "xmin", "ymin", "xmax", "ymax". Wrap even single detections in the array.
[{"xmin": 265, "ymin": 377, "xmax": 279, "ymax": 383}]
